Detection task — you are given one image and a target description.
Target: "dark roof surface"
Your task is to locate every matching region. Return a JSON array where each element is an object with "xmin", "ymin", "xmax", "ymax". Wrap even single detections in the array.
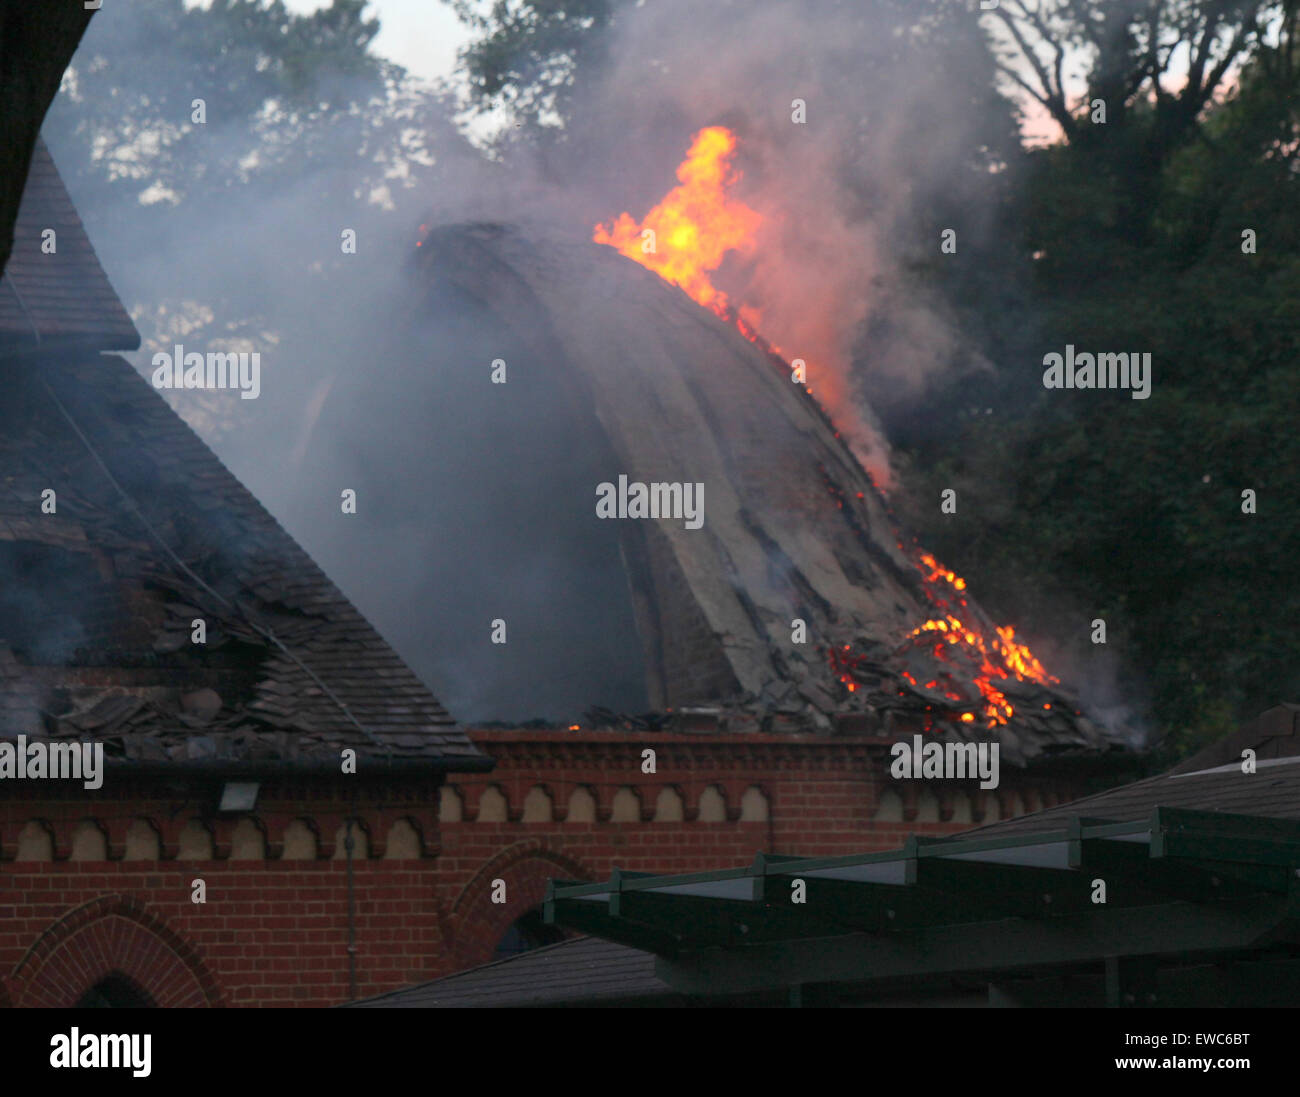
[
  {"xmin": 1168, "ymin": 703, "xmax": 1300, "ymax": 774},
  {"xmin": 0, "ymin": 138, "xmax": 139, "ymax": 350},
  {"xmin": 348, "ymin": 936, "xmax": 672, "ymax": 1008},
  {"xmin": 0, "ymin": 348, "xmax": 486, "ymax": 771},
  {"xmin": 970, "ymin": 754, "xmax": 1300, "ymax": 837},
  {"xmin": 971, "ymin": 705, "xmax": 1300, "ymax": 837}
]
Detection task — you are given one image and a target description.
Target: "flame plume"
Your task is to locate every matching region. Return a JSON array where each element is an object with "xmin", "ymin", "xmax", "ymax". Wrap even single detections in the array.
[
  {"xmin": 596, "ymin": 127, "xmax": 1060, "ymax": 731},
  {"xmin": 594, "ymin": 126, "xmax": 761, "ymax": 318}
]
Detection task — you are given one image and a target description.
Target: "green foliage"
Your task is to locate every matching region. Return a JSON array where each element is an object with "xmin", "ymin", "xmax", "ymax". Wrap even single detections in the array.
[
  {"xmin": 900, "ymin": 20, "xmax": 1300, "ymax": 756},
  {"xmin": 450, "ymin": 0, "xmax": 622, "ymax": 137},
  {"xmin": 46, "ymin": 0, "xmax": 393, "ymax": 206},
  {"xmin": 40, "ymin": 0, "xmax": 469, "ymax": 452}
]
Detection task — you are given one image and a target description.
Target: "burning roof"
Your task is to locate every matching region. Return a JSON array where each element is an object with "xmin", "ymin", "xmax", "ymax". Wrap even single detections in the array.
[{"xmin": 417, "ymin": 218, "xmax": 1125, "ymax": 765}]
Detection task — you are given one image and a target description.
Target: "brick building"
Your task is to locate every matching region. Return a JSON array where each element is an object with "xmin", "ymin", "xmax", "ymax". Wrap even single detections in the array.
[
  {"xmin": 0, "ymin": 139, "xmax": 1131, "ymax": 1008},
  {"xmin": 1, "ymin": 725, "xmax": 1105, "ymax": 1006},
  {"xmin": 358, "ymin": 706, "xmax": 1300, "ymax": 1009}
]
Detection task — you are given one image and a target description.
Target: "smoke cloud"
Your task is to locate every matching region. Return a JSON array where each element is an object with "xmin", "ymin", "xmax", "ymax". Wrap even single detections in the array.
[{"xmin": 46, "ymin": 0, "xmax": 1019, "ymax": 724}]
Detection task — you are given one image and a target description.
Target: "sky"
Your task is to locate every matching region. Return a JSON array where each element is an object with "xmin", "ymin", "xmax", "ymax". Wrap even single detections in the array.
[{"xmin": 282, "ymin": 0, "xmax": 470, "ymax": 82}]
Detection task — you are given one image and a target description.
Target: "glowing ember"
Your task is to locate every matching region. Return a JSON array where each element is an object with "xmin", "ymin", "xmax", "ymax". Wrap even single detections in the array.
[
  {"xmin": 594, "ymin": 126, "xmax": 761, "ymax": 318},
  {"xmin": 828, "ymin": 552, "xmax": 1061, "ymax": 729},
  {"xmin": 905, "ymin": 553, "xmax": 1060, "ymax": 727},
  {"xmin": 919, "ymin": 552, "xmax": 965, "ymax": 592}
]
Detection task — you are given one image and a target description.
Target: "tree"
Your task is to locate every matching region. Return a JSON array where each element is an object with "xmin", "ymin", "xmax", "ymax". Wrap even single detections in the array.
[
  {"xmin": 985, "ymin": 0, "xmax": 1276, "ymax": 145},
  {"xmin": 983, "ymin": 0, "xmax": 1285, "ymax": 240},
  {"xmin": 449, "ymin": 0, "xmax": 623, "ymax": 139},
  {"xmin": 45, "ymin": 0, "xmax": 400, "ymax": 215},
  {"xmin": 40, "ymin": 0, "xmax": 475, "ymax": 450},
  {"xmin": 899, "ymin": 12, "xmax": 1300, "ymax": 755}
]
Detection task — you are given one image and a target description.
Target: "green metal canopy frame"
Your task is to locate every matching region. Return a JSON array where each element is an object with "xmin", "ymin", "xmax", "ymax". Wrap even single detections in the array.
[{"xmin": 544, "ymin": 808, "xmax": 1300, "ymax": 1003}]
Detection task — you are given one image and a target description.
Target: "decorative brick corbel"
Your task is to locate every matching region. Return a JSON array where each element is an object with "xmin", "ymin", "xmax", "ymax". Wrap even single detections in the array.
[
  {"xmin": 104, "ymin": 816, "xmax": 131, "ymax": 861},
  {"xmin": 209, "ymin": 817, "xmax": 233, "ymax": 860}
]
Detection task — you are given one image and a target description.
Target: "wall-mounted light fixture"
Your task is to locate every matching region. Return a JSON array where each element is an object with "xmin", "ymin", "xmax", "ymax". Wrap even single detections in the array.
[{"xmin": 217, "ymin": 781, "xmax": 260, "ymax": 813}]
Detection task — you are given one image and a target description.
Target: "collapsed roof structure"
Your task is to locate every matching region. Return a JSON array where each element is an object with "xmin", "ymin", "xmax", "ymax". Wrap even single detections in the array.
[{"xmin": 417, "ymin": 222, "xmax": 1128, "ymax": 765}]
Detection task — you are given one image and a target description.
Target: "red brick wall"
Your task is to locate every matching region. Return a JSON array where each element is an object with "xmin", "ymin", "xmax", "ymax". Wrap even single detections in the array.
[{"xmin": 0, "ymin": 733, "xmax": 1085, "ymax": 1007}]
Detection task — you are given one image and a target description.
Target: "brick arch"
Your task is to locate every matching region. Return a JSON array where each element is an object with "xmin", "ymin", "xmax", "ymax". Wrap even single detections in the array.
[
  {"xmin": 9, "ymin": 894, "xmax": 222, "ymax": 1008},
  {"xmin": 447, "ymin": 842, "xmax": 594, "ymax": 972}
]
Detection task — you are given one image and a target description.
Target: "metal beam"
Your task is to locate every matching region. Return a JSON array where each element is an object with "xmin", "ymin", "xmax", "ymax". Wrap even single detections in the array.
[{"xmin": 653, "ymin": 895, "xmax": 1295, "ymax": 997}]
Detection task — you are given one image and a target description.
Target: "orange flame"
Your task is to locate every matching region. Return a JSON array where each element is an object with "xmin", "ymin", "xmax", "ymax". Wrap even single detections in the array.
[
  {"xmin": 599, "ymin": 129, "xmax": 1061, "ymax": 729},
  {"xmin": 594, "ymin": 126, "xmax": 761, "ymax": 318}
]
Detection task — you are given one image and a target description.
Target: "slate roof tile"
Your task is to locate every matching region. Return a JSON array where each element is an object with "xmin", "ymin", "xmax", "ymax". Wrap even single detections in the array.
[{"xmin": 0, "ymin": 139, "xmax": 138, "ymax": 350}]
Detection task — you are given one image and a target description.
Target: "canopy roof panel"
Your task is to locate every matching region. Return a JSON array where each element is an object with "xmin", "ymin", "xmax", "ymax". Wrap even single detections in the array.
[{"xmin": 546, "ymin": 807, "xmax": 1300, "ymax": 997}]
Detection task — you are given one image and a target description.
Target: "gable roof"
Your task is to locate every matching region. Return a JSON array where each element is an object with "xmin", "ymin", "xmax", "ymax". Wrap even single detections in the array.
[
  {"xmin": 0, "ymin": 141, "xmax": 486, "ymax": 774},
  {"xmin": 420, "ymin": 222, "xmax": 1133, "ymax": 760},
  {"xmin": 0, "ymin": 137, "xmax": 139, "ymax": 351}
]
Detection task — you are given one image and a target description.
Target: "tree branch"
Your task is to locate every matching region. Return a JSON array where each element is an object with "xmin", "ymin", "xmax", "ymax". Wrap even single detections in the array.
[{"xmin": 989, "ymin": 2, "xmax": 1075, "ymax": 135}]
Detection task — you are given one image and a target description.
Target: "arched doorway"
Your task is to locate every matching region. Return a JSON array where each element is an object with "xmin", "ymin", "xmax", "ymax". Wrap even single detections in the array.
[
  {"xmin": 13, "ymin": 899, "xmax": 221, "ymax": 1008},
  {"xmin": 76, "ymin": 974, "xmax": 155, "ymax": 1008},
  {"xmin": 449, "ymin": 846, "xmax": 593, "ymax": 972}
]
